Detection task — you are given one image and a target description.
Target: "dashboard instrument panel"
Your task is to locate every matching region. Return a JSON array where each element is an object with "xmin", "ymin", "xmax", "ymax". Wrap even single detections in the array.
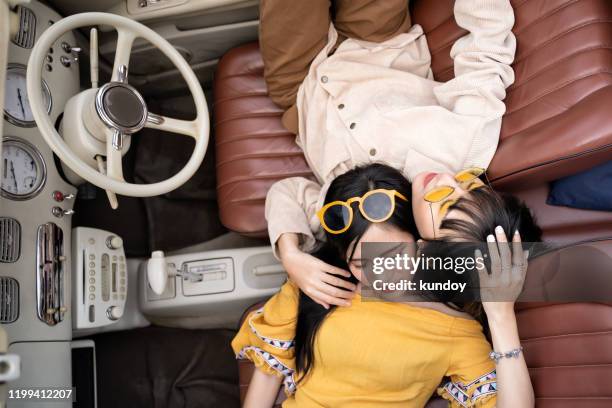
[{"xmin": 3, "ymin": 64, "xmax": 52, "ymax": 127}]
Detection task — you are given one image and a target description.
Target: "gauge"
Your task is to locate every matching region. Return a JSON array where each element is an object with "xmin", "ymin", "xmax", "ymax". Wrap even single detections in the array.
[
  {"xmin": 1, "ymin": 137, "xmax": 47, "ymax": 200},
  {"xmin": 3, "ymin": 64, "xmax": 52, "ymax": 127}
]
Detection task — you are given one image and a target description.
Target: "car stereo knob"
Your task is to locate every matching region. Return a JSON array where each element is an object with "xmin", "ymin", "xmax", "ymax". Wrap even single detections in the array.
[
  {"xmin": 106, "ymin": 306, "xmax": 124, "ymax": 321},
  {"xmin": 106, "ymin": 235, "xmax": 123, "ymax": 250}
]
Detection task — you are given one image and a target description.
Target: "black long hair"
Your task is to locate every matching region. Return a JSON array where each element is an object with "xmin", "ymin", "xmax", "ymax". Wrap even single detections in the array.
[{"xmin": 295, "ymin": 163, "xmax": 418, "ymax": 380}]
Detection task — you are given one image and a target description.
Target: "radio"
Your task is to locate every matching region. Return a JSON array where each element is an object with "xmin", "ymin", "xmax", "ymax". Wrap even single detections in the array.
[{"xmin": 72, "ymin": 227, "xmax": 127, "ymax": 329}]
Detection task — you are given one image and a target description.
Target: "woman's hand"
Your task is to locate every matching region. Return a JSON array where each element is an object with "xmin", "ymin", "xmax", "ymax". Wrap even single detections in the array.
[
  {"xmin": 476, "ymin": 226, "xmax": 529, "ymax": 319},
  {"xmin": 278, "ymin": 233, "xmax": 357, "ymax": 309}
]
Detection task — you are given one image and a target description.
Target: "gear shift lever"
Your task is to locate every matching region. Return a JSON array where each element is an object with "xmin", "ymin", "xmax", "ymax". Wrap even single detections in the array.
[{"xmin": 146, "ymin": 251, "xmax": 205, "ymax": 295}]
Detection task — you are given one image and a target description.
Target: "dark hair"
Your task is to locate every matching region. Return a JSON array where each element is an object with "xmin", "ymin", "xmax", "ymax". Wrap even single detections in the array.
[
  {"xmin": 417, "ymin": 186, "xmax": 543, "ymax": 335},
  {"xmin": 295, "ymin": 163, "xmax": 417, "ymax": 380}
]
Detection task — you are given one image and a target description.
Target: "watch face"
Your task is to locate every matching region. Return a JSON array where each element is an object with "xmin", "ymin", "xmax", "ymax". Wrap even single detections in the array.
[
  {"xmin": 4, "ymin": 64, "xmax": 52, "ymax": 127},
  {"xmin": 1, "ymin": 137, "xmax": 46, "ymax": 200}
]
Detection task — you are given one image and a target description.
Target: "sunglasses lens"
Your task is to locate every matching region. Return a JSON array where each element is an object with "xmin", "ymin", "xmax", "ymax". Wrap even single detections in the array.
[
  {"xmin": 323, "ymin": 204, "xmax": 351, "ymax": 232},
  {"xmin": 424, "ymin": 186, "xmax": 454, "ymax": 203},
  {"xmin": 362, "ymin": 192, "xmax": 393, "ymax": 221},
  {"xmin": 455, "ymin": 167, "xmax": 485, "ymax": 183}
]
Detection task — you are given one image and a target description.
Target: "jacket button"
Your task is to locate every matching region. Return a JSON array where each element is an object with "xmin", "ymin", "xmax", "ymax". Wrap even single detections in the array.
[
  {"xmin": 338, "ymin": 103, "xmax": 345, "ymax": 109},
  {"xmin": 321, "ymin": 76, "xmax": 329, "ymax": 83},
  {"xmin": 350, "ymin": 122, "xmax": 356, "ymax": 130},
  {"xmin": 369, "ymin": 148, "xmax": 377, "ymax": 156}
]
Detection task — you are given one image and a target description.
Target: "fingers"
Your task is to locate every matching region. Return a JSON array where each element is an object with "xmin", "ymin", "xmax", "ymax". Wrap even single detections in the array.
[
  {"xmin": 475, "ymin": 249, "xmax": 489, "ymax": 286},
  {"xmin": 495, "ymin": 226, "xmax": 512, "ymax": 268},
  {"xmin": 512, "ymin": 230, "xmax": 524, "ymax": 267},
  {"xmin": 486, "ymin": 233, "xmax": 501, "ymax": 273},
  {"xmin": 321, "ymin": 262, "xmax": 352, "ymax": 278},
  {"xmin": 310, "ymin": 288, "xmax": 350, "ymax": 308},
  {"xmin": 321, "ymin": 273, "xmax": 357, "ymax": 292}
]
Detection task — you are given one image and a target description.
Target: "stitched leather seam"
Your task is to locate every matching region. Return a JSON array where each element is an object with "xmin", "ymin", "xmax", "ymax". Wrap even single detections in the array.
[
  {"xmin": 514, "ymin": 19, "xmax": 612, "ymax": 65},
  {"xmin": 430, "ymin": 32, "xmax": 465, "ymax": 56},
  {"xmin": 536, "ymin": 398, "xmax": 612, "ymax": 400},
  {"xmin": 512, "ymin": 0, "xmax": 531, "ymax": 10},
  {"xmin": 214, "ymin": 112, "xmax": 284, "ymax": 126},
  {"xmin": 216, "ymin": 132, "xmax": 294, "ymax": 145},
  {"xmin": 215, "ymin": 71, "xmax": 264, "ymax": 81},
  {"xmin": 491, "ymin": 142, "xmax": 612, "ymax": 183},
  {"xmin": 504, "ymin": 69, "xmax": 612, "ymax": 116},
  {"xmin": 522, "ymin": 330, "xmax": 612, "ymax": 343},
  {"xmin": 213, "ymin": 91, "xmax": 270, "ymax": 105},
  {"xmin": 502, "ymin": 81, "xmax": 611, "ymax": 139},
  {"xmin": 529, "ymin": 363, "xmax": 612, "ymax": 370},
  {"xmin": 423, "ymin": 13, "xmax": 456, "ymax": 36},
  {"xmin": 508, "ymin": 45, "xmax": 612, "ymax": 92},
  {"xmin": 216, "ymin": 151, "xmax": 306, "ymax": 168},
  {"xmin": 513, "ymin": 0, "xmax": 581, "ymax": 36},
  {"xmin": 217, "ymin": 171, "xmax": 313, "ymax": 189}
]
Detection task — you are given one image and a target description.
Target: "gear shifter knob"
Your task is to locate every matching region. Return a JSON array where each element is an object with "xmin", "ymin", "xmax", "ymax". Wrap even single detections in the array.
[{"xmin": 147, "ymin": 250, "xmax": 171, "ymax": 295}]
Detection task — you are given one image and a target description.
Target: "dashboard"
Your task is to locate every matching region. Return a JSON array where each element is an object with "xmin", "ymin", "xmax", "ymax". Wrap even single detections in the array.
[{"xmin": 1, "ymin": 1, "xmax": 80, "ymax": 344}]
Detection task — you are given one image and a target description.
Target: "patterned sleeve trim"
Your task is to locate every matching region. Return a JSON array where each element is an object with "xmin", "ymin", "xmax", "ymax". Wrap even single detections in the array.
[
  {"xmin": 248, "ymin": 308, "xmax": 295, "ymax": 350},
  {"xmin": 440, "ymin": 370, "xmax": 497, "ymax": 407},
  {"xmin": 237, "ymin": 346, "xmax": 297, "ymax": 395}
]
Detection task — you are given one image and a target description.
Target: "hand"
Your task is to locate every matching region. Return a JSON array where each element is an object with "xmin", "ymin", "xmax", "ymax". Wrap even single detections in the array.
[
  {"xmin": 278, "ymin": 235, "xmax": 356, "ymax": 309},
  {"xmin": 476, "ymin": 226, "xmax": 529, "ymax": 319}
]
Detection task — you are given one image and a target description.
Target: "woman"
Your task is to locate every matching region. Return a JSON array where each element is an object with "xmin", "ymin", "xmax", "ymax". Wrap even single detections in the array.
[
  {"xmin": 261, "ymin": 0, "xmax": 518, "ymax": 308},
  {"xmin": 233, "ymin": 164, "xmax": 540, "ymax": 407}
]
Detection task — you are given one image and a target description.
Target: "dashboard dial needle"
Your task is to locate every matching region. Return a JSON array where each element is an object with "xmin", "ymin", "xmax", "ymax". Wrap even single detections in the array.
[
  {"xmin": 17, "ymin": 89, "xmax": 26, "ymax": 119},
  {"xmin": 10, "ymin": 162, "xmax": 18, "ymax": 190}
]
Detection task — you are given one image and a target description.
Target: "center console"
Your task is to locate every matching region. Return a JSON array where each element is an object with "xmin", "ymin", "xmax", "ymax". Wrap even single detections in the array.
[
  {"xmin": 72, "ymin": 227, "xmax": 127, "ymax": 329},
  {"xmin": 140, "ymin": 246, "xmax": 286, "ymax": 328}
]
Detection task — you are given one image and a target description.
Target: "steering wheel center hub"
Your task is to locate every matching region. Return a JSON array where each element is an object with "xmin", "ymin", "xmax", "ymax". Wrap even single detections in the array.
[{"xmin": 95, "ymin": 82, "xmax": 147, "ymax": 133}]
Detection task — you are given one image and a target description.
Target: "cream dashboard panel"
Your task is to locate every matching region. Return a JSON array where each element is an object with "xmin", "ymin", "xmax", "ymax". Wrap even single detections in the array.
[
  {"xmin": 108, "ymin": 0, "xmax": 257, "ymax": 24},
  {"xmin": 1, "ymin": 1, "xmax": 79, "ymax": 343}
]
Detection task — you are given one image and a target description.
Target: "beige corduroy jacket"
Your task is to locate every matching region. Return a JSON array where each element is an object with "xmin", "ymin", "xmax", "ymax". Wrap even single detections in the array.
[{"xmin": 265, "ymin": 0, "xmax": 516, "ymax": 257}]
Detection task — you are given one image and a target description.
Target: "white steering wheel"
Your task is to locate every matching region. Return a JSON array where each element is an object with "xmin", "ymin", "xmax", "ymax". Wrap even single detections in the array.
[{"xmin": 27, "ymin": 13, "xmax": 209, "ymax": 206}]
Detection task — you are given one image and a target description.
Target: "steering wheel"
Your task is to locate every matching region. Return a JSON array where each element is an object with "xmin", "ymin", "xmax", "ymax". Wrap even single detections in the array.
[{"xmin": 27, "ymin": 13, "xmax": 209, "ymax": 207}]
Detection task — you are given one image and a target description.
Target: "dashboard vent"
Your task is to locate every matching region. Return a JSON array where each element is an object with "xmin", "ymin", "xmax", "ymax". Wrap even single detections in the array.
[
  {"xmin": 0, "ymin": 218, "xmax": 20, "ymax": 263},
  {"xmin": 12, "ymin": 6, "xmax": 37, "ymax": 49},
  {"xmin": 0, "ymin": 277, "xmax": 19, "ymax": 323}
]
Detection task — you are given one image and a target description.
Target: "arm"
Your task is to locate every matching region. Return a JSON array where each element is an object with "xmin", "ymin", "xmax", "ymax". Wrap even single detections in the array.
[
  {"xmin": 243, "ymin": 369, "xmax": 283, "ymax": 408},
  {"xmin": 433, "ymin": 0, "xmax": 516, "ymax": 169},
  {"xmin": 266, "ymin": 178, "xmax": 356, "ymax": 308},
  {"xmin": 480, "ymin": 227, "xmax": 535, "ymax": 408},
  {"xmin": 487, "ymin": 310, "xmax": 534, "ymax": 407},
  {"xmin": 265, "ymin": 177, "xmax": 323, "ymax": 260},
  {"xmin": 434, "ymin": 0, "xmax": 516, "ymax": 118}
]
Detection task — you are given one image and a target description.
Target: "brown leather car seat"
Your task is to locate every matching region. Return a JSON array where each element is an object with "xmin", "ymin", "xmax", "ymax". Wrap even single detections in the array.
[{"xmin": 215, "ymin": 0, "xmax": 612, "ymax": 406}]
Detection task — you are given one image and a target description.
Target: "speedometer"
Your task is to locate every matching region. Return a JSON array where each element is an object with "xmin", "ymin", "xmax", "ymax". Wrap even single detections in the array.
[
  {"xmin": 1, "ymin": 137, "xmax": 47, "ymax": 200},
  {"xmin": 3, "ymin": 64, "xmax": 52, "ymax": 127}
]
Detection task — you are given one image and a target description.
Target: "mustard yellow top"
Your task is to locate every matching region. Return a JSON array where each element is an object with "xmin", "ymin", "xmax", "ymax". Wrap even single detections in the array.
[{"xmin": 232, "ymin": 282, "xmax": 497, "ymax": 407}]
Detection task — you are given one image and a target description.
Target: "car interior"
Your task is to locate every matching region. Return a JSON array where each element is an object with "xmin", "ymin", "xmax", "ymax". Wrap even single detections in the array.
[{"xmin": 0, "ymin": 0, "xmax": 611, "ymax": 407}]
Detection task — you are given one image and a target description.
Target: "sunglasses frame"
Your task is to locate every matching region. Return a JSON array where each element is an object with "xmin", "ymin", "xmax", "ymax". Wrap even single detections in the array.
[
  {"xmin": 423, "ymin": 167, "xmax": 486, "ymax": 204},
  {"xmin": 317, "ymin": 189, "xmax": 408, "ymax": 234}
]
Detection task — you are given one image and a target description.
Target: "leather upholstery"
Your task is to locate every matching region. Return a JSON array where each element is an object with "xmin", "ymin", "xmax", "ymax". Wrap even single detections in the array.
[
  {"xmin": 214, "ymin": 43, "xmax": 313, "ymax": 236},
  {"xmin": 214, "ymin": 0, "xmax": 612, "ymax": 238}
]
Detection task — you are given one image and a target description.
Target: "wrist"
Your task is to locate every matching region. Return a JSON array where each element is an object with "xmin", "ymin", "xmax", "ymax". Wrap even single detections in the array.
[
  {"xmin": 483, "ymin": 303, "xmax": 516, "ymax": 321},
  {"xmin": 278, "ymin": 233, "xmax": 301, "ymax": 259}
]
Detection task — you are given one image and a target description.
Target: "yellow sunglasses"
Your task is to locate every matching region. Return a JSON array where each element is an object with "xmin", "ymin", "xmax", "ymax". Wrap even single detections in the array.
[
  {"xmin": 423, "ymin": 167, "xmax": 486, "ymax": 215},
  {"xmin": 317, "ymin": 189, "xmax": 408, "ymax": 234}
]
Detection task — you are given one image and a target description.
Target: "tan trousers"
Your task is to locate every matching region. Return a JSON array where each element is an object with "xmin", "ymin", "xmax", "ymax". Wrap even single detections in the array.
[{"xmin": 259, "ymin": 0, "xmax": 412, "ymax": 133}]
